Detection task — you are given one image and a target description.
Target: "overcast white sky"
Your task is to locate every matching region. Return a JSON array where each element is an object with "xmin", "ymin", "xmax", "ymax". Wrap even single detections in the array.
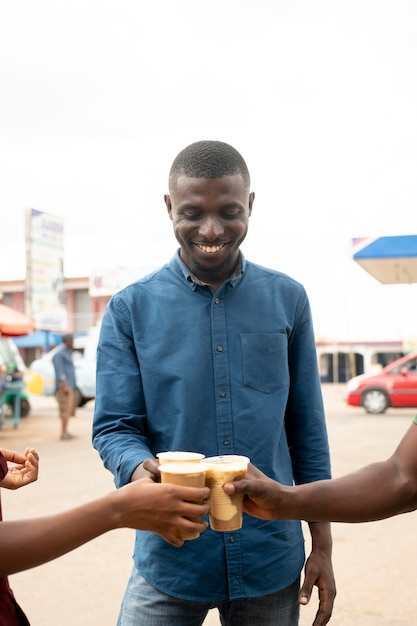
[{"xmin": 1, "ymin": 1, "xmax": 416, "ymax": 343}]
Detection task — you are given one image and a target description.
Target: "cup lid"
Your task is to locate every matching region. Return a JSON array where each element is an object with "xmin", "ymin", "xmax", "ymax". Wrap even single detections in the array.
[
  {"xmin": 158, "ymin": 462, "xmax": 210, "ymax": 474},
  {"xmin": 204, "ymin": 455, "xmax": 250, "ymax": 469},
  {"xmin": 204, "ymin": 455, "xmax": 250, "ymax": 464},
  {"xmin": 156, "ymin": 451, "xmax": 205, "ymax": 461}
]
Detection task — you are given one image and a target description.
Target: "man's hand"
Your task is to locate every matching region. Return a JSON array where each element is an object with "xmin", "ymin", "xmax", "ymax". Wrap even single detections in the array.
[
  {"xmin": 59, "ymin": 380, "xmax": 70, "ymax": 394},
  {"xmin": 0, "ymin": 447, "xmax": 39, "ymax": 490},
  {"xmin": 114, "ymin": 478, "xmax": 210, "ymax": 546},
  {"xmin": 223, "ymin": 463, "xmax": 283, "ymax": 519},
  {"xmin": 131, "ymin": 458, "xmax": 160, "ymax": 482},
  {"xmin": 299, "ymin": 522, "xmax": 336, "ymax": 626}
]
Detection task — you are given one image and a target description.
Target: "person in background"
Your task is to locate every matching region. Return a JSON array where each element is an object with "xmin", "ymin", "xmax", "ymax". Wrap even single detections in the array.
[
  {"xmin": 224, "ymin": 415, "xmax": 417, "ymax": 524},
  {"xmin": 92, "ymin": 140, "xmax": 336, "ymax": 626},
  {"xmin": 52, "ymin": 333, "xmax": 77, "ymax": 440},
  {"xmin": 0, "ymin": 446, "xmax": 210, "ymax": 626}
]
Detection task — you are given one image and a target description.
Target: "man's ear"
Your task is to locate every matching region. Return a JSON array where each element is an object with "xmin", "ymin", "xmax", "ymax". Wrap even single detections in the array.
[
  {"xmin": 248, "ymin": 191, "xmax": 255, "ymax": 216},
  {"xmin": 164, "ymin": 194, "xmax": 172, "ymax": 219}
]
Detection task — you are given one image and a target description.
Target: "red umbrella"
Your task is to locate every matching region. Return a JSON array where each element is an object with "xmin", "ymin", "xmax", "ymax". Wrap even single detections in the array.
[{"xmin": 0, "ymin": 303, "xmax": 35, "ymax": 337}]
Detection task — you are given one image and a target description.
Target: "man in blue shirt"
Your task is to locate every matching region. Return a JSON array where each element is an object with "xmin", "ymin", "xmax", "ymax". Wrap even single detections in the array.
[
  {"xmin": 92, "ymin": 140, "xmax": 335, "ymax": 625},
  {"xmin": 52, "ymin": 334, "xmax": 77, "ymax": 440}
]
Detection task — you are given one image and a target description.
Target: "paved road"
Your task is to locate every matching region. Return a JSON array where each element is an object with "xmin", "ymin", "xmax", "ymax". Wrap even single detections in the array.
[{"xmin": 1, "ymin": 386, "xmax": 417, "ymax": 625}]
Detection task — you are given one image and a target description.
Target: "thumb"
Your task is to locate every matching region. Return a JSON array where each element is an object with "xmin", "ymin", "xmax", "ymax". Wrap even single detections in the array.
[
  {"xmin": 298, "ymin": 579, "xmax": 313, "ymax": 606},
  {"xmin": 224, "ymin": 480, "xmax": 251, "ymax": 495}
]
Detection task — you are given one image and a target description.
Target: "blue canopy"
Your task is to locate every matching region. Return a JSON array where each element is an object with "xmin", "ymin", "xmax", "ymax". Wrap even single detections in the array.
[
  {"xmin": 13, "ymin": 330, "xmax": 63, "ymax": 349},
  {"xmin": 352, "ymin": 235, "xmax": 417, "ymax": 284}
]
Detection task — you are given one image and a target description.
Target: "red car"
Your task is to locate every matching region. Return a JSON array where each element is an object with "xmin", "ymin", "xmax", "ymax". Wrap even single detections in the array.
[{"xmin": 345, "ymin": 352, "xmax": 417, "ymax": 414}]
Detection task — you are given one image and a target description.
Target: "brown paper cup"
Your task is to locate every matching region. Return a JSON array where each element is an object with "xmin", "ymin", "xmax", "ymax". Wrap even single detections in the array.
[
  {"xmin": 158, "ymin": 461, "xmax": 209, "ymax": 540},
  {"xmin": 204, "ymin": 455, "xmax": 250, "ymax": 532}
]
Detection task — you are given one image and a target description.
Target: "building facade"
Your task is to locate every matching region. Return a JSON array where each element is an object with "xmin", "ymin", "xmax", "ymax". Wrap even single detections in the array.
[{"xmin": 0, "ymin": 276, "xmax": 110, "ymax": 365}]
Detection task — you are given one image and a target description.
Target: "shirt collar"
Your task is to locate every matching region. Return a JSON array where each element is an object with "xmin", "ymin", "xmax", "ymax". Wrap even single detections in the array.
[{"xmin": 174, "ymin": 249, "xmax": 245, "ymax": 292}]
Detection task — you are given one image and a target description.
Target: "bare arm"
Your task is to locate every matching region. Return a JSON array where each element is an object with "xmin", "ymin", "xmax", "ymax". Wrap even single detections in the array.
[
  {"xmin": 224, "ymin": 423, "xmax": 417, "ymax": 523},
  {"xmin": 0, "ymin": 479, "xmax": 210, "ymax": 576}
]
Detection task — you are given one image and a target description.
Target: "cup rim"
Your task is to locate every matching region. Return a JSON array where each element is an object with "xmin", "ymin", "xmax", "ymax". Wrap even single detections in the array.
[
  {"xmin": 158, "ymin": 462, "xmax": 210, "ymax": 474},
  {"xmin": 204, "ymin": 455, "xmax": 250, "ymax": 467},
  {"xmin": 156, "ymin": 451, "xmax": 206, "ymax": 461}
]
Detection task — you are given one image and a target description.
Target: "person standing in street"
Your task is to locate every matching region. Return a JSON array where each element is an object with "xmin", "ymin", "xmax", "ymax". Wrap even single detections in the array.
[
  {"xmin": 92, "ymin": 140, "xmax": 336, "ymax": 625},
  {"xmin": 52, "ymin": 333, "xmax": 77, "ymax": 440}
]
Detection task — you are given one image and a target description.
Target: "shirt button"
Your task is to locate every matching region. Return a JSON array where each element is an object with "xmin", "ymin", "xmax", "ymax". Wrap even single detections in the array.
[
  {"xmin": 214, "ymin": 297, "xmax": 220, "ymax": 304},
  {"xmin": 223, "ymin": 439, "xmax": 229, "ymax": 445},
  {"xmin": 220, "ymin": 391, "xmax": 226, "ymax": 398},
  {"xmin": 229, "ymin": 536, "xmax": 236, "ymax": 543},
  {"xmin": 217, "ymin": 345, "xmax": 223, "ymax": 352}
]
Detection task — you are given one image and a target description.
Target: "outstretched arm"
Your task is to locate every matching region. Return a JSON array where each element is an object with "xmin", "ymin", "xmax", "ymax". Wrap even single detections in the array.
[
  {"xmin": 0, "ymin": 478, "xmax": 210, "ymax": 576},
  {"xmin": 224, "ymin": 423, "xmax": 417, "ymax": 523}
]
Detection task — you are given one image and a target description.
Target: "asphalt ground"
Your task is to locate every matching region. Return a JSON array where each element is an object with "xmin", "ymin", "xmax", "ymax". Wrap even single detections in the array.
[{"xmin": 1, "ymin": 386, "xmax": 417, "ymax": 626}]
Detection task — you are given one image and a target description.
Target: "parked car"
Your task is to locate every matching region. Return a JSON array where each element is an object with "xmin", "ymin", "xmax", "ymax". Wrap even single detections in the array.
[
  {"xmin": 27, "ymin": 327, "xmax": 99, "ymax": 407},
  {"xmin": 345, "ymin": 351, "xmax": 417, "ymax": 414}
]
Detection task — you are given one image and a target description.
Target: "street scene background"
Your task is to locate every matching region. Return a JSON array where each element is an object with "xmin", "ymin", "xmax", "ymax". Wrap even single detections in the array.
[
  {"xmin": 1, "ymin": 1, "xmax": 417, "ymax": 343},
  {"xmin": 1, "ymin": 4, "xmax": 417, "ymax": 624},
  {"xmin": 1, "ymin": 385, "xmax": 416, "ymax": 626}
]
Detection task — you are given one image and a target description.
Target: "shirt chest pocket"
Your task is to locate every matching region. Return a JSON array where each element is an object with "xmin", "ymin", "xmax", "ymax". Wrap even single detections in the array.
[{"xmin": 240, "ymin": 333, "xmax": 289, "ymax": 394}]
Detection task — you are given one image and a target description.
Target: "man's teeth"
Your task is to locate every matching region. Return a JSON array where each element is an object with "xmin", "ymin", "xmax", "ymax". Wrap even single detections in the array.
[{"xmin": 197, "ymin": 244, "xmax": 224, "ymax": 253}]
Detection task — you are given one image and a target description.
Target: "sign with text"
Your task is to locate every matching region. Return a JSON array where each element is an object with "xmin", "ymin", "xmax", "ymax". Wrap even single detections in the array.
[{"xmin": 25, "ymin": 209, "xmax": 68, "ymax": 331}]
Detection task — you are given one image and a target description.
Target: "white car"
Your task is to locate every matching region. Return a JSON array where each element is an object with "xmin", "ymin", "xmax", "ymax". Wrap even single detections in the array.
[{"xmin": 28, "ymin": 328, "xmax": 99, "ymax": 406}]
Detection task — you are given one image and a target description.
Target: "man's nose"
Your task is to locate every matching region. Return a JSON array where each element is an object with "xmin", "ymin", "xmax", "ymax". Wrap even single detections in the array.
[{"xmin": 199, "ymin": 217, "xmax": 223, "ymax": 240}]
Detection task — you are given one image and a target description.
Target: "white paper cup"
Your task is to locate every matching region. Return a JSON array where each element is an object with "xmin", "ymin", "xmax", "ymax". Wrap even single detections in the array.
[{"xmin": 156, "ymin": 451, "xmax": 206, "ymax": 464}]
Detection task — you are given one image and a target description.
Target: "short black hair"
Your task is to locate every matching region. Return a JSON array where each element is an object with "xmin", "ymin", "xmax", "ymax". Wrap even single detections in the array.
[{"xmin": 168, "ymin": 140, "xmax": 251, "ymax": 192}]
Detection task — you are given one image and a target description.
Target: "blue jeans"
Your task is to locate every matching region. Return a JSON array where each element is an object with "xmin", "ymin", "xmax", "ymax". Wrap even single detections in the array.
[{"xmin": 117, "ymin": 567, "xmax": 300, "ymax": 626}]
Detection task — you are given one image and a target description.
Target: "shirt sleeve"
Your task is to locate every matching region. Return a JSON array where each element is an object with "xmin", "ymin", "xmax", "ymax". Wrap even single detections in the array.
[
  {"xmin": 52, "ymin": 351, "xmax": 66, "ymax": 382},
  {"xmin": 92, "ymin": 294, "xmax": 153, "ymax": 488},
  {"xmin": 284, "ymin": 288, "xmax": 331, "ymax": 484}
]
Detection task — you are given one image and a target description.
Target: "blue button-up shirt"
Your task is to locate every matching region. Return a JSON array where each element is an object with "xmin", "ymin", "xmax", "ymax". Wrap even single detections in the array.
[{"xmin": 92, "ymin": 251, "xmax": 331, "ymax": 601}]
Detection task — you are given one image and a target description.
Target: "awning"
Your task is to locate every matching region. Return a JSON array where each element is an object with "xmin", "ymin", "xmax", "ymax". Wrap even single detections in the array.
[
  {"xmin": 13, "ymin": 330, "xmax": 63, "ymax": 348},
  {"xmin": 0, "ymin": 303, "xmax": 35, "ymax": 337},
  {"xmin": 352, "ymin": 235, "xmax": 417, "ymax": 284}
]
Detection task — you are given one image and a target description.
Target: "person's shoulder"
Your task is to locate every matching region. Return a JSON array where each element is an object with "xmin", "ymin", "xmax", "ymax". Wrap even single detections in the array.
[
  {"xmin": 110, "ymin": 263, "xmax": 171, "ymax": 301},
  {"xmin": 51, "ymin": 346, "xmax": 63, "ymax": 359},
  {"xmin": 245, "ymin": 260, "xmax": 304, "ymax": 288},
  {"xmin": 51, "ymin": 344, "xmax": 67, "ymax": 363}
]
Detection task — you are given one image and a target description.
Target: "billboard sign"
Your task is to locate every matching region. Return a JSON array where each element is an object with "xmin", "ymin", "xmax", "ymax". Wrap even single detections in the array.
[{"xmin": 25, "ymin": 209, "xmax": 68, "ymax": 331}]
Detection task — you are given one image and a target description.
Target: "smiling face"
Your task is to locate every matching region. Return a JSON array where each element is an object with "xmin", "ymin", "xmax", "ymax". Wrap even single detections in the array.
[{"xmin": 165, "ymin": 174, "xmax": 254, "ymax": 291}]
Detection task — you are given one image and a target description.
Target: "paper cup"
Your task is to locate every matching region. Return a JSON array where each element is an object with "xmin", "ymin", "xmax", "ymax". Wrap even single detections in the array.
[
  {"xmin": 157, "ymin": 451, "xmax": 206, "ymax": 464},
  {"xmin": 204, "ymin": 455, "xmax": 250, "ymax": 531},
  {"xmin": 158, "ymin": 461, "xmax": 209, "ymax": 540}
]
